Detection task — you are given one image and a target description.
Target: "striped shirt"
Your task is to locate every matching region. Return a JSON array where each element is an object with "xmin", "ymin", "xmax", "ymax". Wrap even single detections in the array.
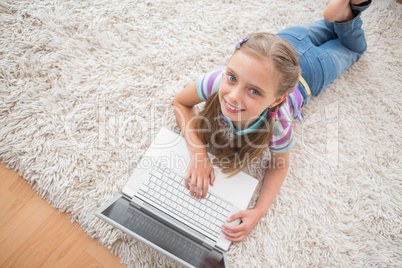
[{"xmin": 196, "ymin": 69, "xmax": 304, "ymax": 153}]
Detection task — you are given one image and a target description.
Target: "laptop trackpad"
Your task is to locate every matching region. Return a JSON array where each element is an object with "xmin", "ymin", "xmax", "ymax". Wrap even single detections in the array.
[{"xmin": 100, "ymin": 196, "xmax": 226, "ymax": 268}]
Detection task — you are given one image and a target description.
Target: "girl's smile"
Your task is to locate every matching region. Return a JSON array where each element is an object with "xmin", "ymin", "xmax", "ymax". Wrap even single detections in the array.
[
  {"xmin": 218, "ymin": 50, "xmax": 284, "ymax": 130},
  {"xmin": 224, "ymin": 99, "xmax": 245, "ymax": 113}
]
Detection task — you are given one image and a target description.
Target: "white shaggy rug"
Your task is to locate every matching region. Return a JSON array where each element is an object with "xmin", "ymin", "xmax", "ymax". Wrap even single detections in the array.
[{"xmin": 1, "ymin": 0, "xmax": 401, "ymax": 266}]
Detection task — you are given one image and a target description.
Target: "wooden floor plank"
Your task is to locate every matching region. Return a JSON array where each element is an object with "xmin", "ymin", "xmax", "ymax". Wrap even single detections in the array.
[
  {"xmin": 71, "ymin": 251, "xmax": 104, "ymax": 268},
  {"xmin": 0, "ymin": 193, "xmax": 54, "ymax": 266},
  {"xmin": 0, "ymin": 189, "xmax": 35, "ymax": 235},
  {"xmin": 2, "ymin": 210, "xmax": 75, "ymax": 268},
  {"xmin": 87, "ymin": 241, "xmax": 125, "ymax": 268},
  {"xmin": 0, "ymin": 162, "xmax": 7, "ymax": 175},
  {"xmin": 0, "ymin": 163, "xmax": 20, "ymax": 190},
  {"xmin": 0, "ymin": 177, "xmax": 36, "ymax": 230},
  {"xmin": 40, "ymin": 227, "xmax": 93, "ymax": 268}
]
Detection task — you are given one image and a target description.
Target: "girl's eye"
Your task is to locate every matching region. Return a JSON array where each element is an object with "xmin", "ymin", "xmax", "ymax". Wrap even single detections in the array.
[
  {"xmin": 228, "ymin": 75, "xmax": 236, "ymax": 83},
  {"xmin": 250, "ymin": 89, "xmax": 260, "ymax": 95}
]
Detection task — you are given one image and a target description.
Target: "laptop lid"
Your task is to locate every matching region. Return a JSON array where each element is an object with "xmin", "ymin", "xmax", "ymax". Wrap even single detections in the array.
[{"xmin": 95, "ymin": 193, "xmax": 228, "ymax": 268}]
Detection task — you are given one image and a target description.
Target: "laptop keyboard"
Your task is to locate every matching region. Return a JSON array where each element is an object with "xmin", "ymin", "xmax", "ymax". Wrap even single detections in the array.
[{"xmin": 136, "ymin": 163, "xmax": 233, "ymax": 240}]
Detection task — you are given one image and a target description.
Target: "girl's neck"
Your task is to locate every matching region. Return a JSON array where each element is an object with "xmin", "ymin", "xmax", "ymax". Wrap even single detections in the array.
[{"xmin": 221, "ymin": 108, "xmax": 269, "ymax": 135}]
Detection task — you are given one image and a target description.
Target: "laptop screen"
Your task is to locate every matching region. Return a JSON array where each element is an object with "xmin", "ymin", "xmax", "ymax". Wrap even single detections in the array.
[{"xmin": 100, "ymin": 196, "xmax": 226, "ymax": 268}]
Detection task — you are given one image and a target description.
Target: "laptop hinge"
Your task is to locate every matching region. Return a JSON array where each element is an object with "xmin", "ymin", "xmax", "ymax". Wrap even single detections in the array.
[
  {"xmin": 122, "ymin": 192, "xmax": 132, "ymax": 200},
  {"xmin": 202, "ymin": 238, "xmax": 215, "ymax": 250},
  {"xmin": 130, "ymin": 197, "xmax": 143, "ymax": 209}
]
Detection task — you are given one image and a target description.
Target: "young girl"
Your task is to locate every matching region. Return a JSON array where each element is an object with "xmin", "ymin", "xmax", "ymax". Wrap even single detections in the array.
[{"xmin": 173, "ymin": 0, "xmax": 371, "ymax": 243}]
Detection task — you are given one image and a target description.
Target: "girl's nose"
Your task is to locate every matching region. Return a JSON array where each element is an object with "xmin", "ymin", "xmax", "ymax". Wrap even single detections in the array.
[{"xmin": 228, "ymin": 86, "xmax": 243, "ymax": 104}]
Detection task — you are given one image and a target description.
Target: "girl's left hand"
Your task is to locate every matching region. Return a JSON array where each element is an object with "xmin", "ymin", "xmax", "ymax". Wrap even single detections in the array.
[{"xmin": 222, "ymin": 209, "xmax": 263, "ymax": 242}]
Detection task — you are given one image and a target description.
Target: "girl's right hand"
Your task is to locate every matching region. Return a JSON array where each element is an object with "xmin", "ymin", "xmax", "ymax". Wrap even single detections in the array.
[{"xmin": 184, "ymin": 152, "xmax": 215, "ymax": 199}]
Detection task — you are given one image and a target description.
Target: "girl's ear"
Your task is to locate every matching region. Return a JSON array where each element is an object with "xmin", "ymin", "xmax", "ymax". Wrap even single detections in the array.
[{"xmin": 270, "ymin": 94, "xmax": 288, "ymax": 108}]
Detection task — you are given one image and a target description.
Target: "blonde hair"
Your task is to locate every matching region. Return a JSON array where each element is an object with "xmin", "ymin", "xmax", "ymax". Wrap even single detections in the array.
[{"xmin": 194, "ymin": 32, "xmax": 301, "ymax": 174}]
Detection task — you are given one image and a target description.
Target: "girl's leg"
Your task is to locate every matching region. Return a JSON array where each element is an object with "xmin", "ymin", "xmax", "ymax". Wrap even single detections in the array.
[
  {"xmin": 277, "ymin": 0, "xmax": 371, "ymax": 106},
  {"xmin": 328, "ymin": 0, "xmax": 371, "ymax": 53},
  {"xmin": 277, "ymin": 21, "xmax": 339, "ymax": 103}
]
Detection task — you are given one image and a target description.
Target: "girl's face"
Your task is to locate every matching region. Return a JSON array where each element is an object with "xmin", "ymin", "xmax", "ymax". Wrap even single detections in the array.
[{"xmin": 218, "ymin": 50, "xmax": 287, "ymax": 130}]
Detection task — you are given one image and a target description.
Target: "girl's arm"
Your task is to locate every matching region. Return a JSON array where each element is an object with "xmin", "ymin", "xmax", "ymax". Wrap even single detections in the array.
[
  {"xmin": 222, "ymin": 150, "xmax": 290, "ymax": 242},
  {"xmin": 173, "ymin": 82, "xmax": 216, "ymax": 199}
]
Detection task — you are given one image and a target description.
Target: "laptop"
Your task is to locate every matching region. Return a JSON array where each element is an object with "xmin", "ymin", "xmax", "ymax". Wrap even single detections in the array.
[{"xmin": 95, "ymin": 127, "xmax": 258, "ymax": 267}]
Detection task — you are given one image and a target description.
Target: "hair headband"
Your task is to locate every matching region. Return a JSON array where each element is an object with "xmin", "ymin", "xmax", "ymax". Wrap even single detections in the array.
[{"xmin": 235, "ymin": 37, "xmax": 249, "ymax": 50}]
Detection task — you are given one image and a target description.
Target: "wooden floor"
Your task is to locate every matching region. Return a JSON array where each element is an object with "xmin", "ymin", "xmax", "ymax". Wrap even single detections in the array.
[{"xmin": 0, "ymin": 162, "xmax": 126, "ymax": 268}]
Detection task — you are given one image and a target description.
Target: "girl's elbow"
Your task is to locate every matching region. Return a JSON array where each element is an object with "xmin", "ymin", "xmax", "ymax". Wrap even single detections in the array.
[
  {"xmin": 173, "ymin": 93, "xmax": 185, "ymax": 108},
  {"xmin": 172, "ymin": 95, "xmax": 179, "ymax": 106}
]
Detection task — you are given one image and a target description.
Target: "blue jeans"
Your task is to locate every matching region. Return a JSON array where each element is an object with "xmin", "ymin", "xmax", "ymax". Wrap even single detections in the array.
[{"xmin": 277, "ymin": 1, "xmax": 371, "ymax": 106}]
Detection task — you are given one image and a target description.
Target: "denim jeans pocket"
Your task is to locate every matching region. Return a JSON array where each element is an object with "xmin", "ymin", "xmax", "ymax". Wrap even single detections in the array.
[{"xmin": 278, "ymin": 28, "xmax": 313, "ymax": 55}]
